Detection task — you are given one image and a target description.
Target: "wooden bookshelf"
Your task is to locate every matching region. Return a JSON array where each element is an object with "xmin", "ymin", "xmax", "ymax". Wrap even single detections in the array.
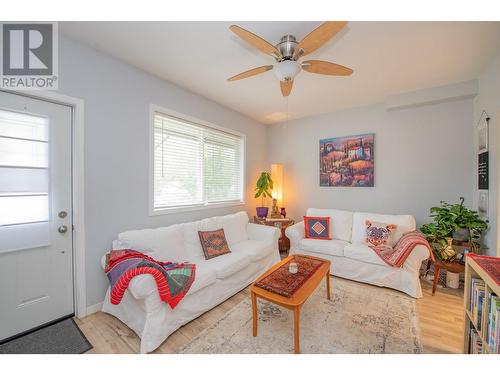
[{"xmin": 463, "ymin": 256, "xmax": 500, "ymax": 354}]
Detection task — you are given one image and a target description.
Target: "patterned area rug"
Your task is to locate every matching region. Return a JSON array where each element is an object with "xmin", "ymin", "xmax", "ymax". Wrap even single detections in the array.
[{"xmin": 179, "ymin": 277, "xmax": 422, "ymax": 354}]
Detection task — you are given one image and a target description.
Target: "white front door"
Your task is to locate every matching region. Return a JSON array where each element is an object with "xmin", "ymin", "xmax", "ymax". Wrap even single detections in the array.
[{"xmin": 0, "ymin": 91, "xmax": 73, "ymax": 341}]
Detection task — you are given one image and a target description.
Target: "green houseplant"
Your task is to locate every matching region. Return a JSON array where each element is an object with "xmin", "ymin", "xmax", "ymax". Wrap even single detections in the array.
[
  {"xmin": 420, "ymin": 197, "xmax": 488, "ymax": 259},
  {"xmin": 254, "ymin": 172, "xmax": 273, "ymax": 218}
]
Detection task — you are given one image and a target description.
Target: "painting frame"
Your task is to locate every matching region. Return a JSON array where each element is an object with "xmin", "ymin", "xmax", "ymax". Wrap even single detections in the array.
[
  {"xmin": 319, "ymin": 133, "xmax": 375, "ymax": 187},
  {"xmin": 477, "ymin": 111, "xmax": 488, "ymax": 154},
  {"xmin": 478, "ymin": 190, "xmax": 489, "ymax": 219}
]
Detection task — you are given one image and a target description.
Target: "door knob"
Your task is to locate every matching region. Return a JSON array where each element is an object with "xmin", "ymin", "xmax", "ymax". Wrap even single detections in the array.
[{"xmin": 58, "ymin": 225, "xmax": 68, "ymax": 234}]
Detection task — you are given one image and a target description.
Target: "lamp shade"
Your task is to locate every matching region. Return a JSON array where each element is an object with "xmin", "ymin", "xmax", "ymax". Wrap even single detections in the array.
[{"xmin": 271, "ymin": 163, "xmax": 284, "ymax": 207}]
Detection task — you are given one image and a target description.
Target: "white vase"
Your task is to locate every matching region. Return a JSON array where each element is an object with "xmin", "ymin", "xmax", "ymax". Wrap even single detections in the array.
[{"xmin": 446, "ymin": 271, "xmax": 460, "ymax": 289}]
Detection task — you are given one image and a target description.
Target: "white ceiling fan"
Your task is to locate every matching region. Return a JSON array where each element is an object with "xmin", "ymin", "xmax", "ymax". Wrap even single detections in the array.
[{"xmin": 227, "ymin": 22, "xmax": 354, "ymax": 97}]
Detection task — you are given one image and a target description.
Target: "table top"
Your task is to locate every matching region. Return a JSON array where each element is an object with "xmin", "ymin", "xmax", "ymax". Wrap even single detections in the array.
[
  {"xmin": 251, "ymin": 254, "xmax": 330, "ymax": 307},
  {"xmin": 434, "ymin": 259, "xmax": 466, "ymax": 272}
]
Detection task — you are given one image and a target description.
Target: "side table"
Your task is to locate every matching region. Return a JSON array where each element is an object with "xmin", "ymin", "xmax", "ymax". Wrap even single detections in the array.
[
  {"xmin": 431, "ymin": 260, "xmax": 465, "ymax": 295},
  {"xmin": 253, "ymin": 217, "xmax": 295, "ymax": 256}
]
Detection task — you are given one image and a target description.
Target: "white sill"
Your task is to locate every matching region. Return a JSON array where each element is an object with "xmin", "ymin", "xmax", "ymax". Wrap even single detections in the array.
[{"xmin": 149, "ymin": 200, "xmax": 245, "ymax": 216}]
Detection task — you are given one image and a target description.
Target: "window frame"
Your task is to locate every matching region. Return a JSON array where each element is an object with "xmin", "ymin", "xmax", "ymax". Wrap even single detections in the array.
[{"xmin": 149, "ymin": 104, "xmax": 246, "ymax": 216}]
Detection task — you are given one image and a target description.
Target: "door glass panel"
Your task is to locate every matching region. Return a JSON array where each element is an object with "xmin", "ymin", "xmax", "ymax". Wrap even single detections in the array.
[
  {"xmin": 0, "ymin": 110, "xmax": 49, "ymax": 229},
  {"xmin": 0, "ymin": 109, "xmax": 48, "ymax": 141},
  {"xmin": 0, "ymin": 195, "xmax": 49, "ymax": 226}
]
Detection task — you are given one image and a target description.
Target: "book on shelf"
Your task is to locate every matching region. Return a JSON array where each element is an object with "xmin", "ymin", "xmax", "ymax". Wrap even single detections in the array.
[
  {"xmin": 470, "ymin": 328, "xmax": 483, "ymax": 354},
  {"xmin": 468, "ymin": 276, "xmax": 500, "ymax": 353}
]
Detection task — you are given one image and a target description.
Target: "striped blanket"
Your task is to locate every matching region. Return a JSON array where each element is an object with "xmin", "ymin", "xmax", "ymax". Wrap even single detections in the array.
[
  {"xmin": 368, "ymin": 231, "xmax": 435, "ymax": 267},
  {"xmin": 104, "ymin": 249, "xmax": 196, "ymax": 309}
]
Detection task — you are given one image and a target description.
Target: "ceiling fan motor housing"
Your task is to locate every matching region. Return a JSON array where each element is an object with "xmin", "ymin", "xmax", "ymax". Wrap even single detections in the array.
[{"xmin": 276, "ymin": 35, "xmax": 298, "ymax": 60}]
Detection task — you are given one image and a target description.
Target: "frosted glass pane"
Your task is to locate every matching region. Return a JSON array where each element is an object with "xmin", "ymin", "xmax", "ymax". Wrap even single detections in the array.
[
  {"xmin": 0, "ymin": 109, "xmax": 48, "ymax": 141},
  {"xmin": 0, "ymin": 137, "xmax": 48, "ymax": 168},
  {"xmin": 0, "ymin": 195, "xmax": 49, "ymax": 226},
  {"xmin": 0, "ymin": 167, "xmax": 48, "ymax": 193}
]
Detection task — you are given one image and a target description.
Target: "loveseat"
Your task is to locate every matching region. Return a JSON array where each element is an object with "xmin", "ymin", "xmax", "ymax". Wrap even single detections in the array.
[
  {"xmin": 285, "ymin": 208, "xmax": 429, "ymax": 298},
  {"xmin": 101, "ymin": 211, "xmax": 280, "ymax": 353}
]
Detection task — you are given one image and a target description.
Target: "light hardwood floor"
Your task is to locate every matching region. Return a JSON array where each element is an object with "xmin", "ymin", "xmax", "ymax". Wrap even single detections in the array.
[{"xmin": 75, "ymin": 278, "xmax": 463, "ymax": 354}]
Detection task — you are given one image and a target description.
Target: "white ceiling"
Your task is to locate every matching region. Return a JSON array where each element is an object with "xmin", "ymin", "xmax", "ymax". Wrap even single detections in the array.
[{"xmin": 61, "ymin": 21, "xmax": 500, "ymax": 124}]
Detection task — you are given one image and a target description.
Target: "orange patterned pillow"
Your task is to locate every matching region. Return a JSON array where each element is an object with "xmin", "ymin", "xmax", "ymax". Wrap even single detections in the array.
[{"xmin": 198, "ymin": 228, "xmax": 231, "ymax": 260}]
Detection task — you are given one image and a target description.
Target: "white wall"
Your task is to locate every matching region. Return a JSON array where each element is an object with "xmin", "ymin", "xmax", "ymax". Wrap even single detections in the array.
[
  {"xmin": 267, "ymin": 96, "xmax": 474, "ymax": 231},
  {"xmin": 473, "ymin": 51, "xmax": 500, "ymax": 256},
  {"xmin": 57, "ymin": 36, "xmax": 268, "ymax": 308}
]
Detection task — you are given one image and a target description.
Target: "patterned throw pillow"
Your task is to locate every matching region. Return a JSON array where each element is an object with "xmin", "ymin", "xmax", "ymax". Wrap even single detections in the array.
[
  {"xmin": 365, "ymin": 220, "xmax": 397, "ymax": 247},
  {"xmin": 303, "ymin": 216, "xmax": 331, "ymax": 240},
  {"xmin": 198, "ymin": 228, "xmax": 231, "ymax": 260}
]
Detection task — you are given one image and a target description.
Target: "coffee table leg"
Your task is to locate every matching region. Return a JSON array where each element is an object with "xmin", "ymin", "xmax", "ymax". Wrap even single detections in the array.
[
  {"xmin": 251, "ymin": 291, "xmax": 257, "ymax": 337},
  {"xmin": 326, "ymin": 273, "xmax": 331, "ymax": 300},
  {"xmin": 293, "ymin": 306, "xmax": 300, "ymax": 354}
]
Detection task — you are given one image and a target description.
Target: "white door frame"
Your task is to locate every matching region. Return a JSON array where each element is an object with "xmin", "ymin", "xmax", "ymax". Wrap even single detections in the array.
[{"xmin": 1, "ymin": 89, "xmax": 87, "ymax": 319}]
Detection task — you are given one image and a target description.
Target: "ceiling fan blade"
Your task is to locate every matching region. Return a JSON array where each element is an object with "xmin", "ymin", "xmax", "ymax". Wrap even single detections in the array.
[
  {"xmin": 230, "ymin": 25, "xmax": 283, "ymax": 60},
  {"xmin": 280, "ymin": 80, "xmax": 293, "ymax": 97},
  {"xmin": 227, "ymin": 65, "xmax": 273, "ymax": 82},
  {"xmin": 302, "ymin": 60, "xmax": 353, "ymax": 76},
  {"xmin": 294, "ymin": 21, "xmax": 347, "ymax": 59}
]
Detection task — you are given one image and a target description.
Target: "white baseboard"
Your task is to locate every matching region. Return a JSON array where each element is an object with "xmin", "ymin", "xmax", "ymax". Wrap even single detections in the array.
[{"xmin": 85, "ymin": 302, "xmax": 103, "ymax": 316}]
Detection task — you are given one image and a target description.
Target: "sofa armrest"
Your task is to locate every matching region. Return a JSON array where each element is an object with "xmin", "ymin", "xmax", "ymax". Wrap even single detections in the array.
[
  {"xmin": 101, "ymin": 252, "xmax": 158, "ymax": 300},
  {"xmin": 246, "ymin": 222, "xmax": 280, "ymax": 242},
  {"xmin": 285, "ymin": 221, "xmax": 305, "ymax": 252},
  {"xmin": 402, "ymin": 244, "xmax": 432, "ymax": 273}
]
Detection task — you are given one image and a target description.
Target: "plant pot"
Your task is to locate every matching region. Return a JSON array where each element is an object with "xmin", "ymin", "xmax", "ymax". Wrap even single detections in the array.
[
  {"xmin": 256, "ymin": 207, "xmax": 269, "ymax": 218},
  {"xmin": 452, "ymin": 228, "xmax": 470, "ymax": 242},
  {"xmin": 446, "ymin": 271, "xmax": 460, "ymax": 289}
]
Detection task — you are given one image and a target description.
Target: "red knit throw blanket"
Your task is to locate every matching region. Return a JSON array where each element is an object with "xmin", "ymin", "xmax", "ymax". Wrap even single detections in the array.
[
  {"xmin": 105, "ymin": 250, "xmax": 196, "ymax": 309},
  {"xmin": 368, "ymin": 230, "xmax": 435, "ymax": 267}
]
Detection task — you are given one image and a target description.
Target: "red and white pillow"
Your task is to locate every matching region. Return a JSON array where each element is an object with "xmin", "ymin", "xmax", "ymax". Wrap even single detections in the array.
[{"xmin": 364, "ymin": 220, "xmax": 398, "ymax": 247}]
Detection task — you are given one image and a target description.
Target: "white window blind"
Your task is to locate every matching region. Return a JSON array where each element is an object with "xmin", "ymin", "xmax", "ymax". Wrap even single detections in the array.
[
  {"xmin": 153, "ymin": 112, "xmax": 243, "ymax": 211},
  {"xmin": 0, "ymin": 109, "xmax": 49, "ymax": 226}
]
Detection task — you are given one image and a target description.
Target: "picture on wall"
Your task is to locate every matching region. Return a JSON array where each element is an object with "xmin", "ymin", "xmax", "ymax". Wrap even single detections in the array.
[{"xmin": 320, "ymin": 133, "xmax": 374, "ymax": 187}]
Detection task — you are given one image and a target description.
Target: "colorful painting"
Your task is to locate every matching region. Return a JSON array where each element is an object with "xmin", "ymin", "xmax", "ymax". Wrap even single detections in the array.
[{"xmin": 320, "ymin": 133, "xmax": 374, "ymax": 187}]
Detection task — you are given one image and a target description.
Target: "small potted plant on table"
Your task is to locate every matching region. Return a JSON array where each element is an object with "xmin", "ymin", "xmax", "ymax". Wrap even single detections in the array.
[{"xmin": 254, "ymin": 172, "xmax": 273, "ymax": 218}]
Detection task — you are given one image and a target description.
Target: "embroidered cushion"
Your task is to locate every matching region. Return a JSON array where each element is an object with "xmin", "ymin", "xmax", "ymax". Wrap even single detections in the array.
[
  {"xmin": 303, "ymin": 216, "xmax": 331, "ymax": 240},
  {"xmin": 365, "ymin": 220, "xmax": 397, "ymax": 247},
  {"xmin": 198, "ymin": 228, "xmax": 231, "ymax": 260}
]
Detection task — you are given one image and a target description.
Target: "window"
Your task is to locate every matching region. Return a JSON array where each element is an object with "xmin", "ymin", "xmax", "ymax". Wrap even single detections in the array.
[
  {"xmin": 0, "ymin": 110, "xmax": 49, "ymax": 226},
  {"xmin": 151, "ymin": 109, "xmax": 244, "ymax": 213}
]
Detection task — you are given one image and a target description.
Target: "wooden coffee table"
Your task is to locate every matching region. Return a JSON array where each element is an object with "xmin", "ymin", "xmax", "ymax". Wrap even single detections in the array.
[{"xmin": 250, "ymin": 254, "xmax": 331, "ymax": 354}]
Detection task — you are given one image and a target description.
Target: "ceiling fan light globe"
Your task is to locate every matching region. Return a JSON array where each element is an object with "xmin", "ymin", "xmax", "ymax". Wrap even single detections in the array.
[{"xmin": 273, "ymin": 60, "xmax": 301, "ymax": 81}]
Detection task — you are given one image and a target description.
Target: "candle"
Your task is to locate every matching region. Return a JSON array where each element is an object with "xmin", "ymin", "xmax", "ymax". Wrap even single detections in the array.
[{"xmin": 289, "ymin": 262, "xmax": 298, "ymax": 274}]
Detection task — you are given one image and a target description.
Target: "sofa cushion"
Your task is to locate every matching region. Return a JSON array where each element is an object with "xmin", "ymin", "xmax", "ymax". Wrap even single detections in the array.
[
  {"xmin": 343, "ymin": 243, "xmax": 387, "ymax": 266},
  {"xmin": 198, "ymin": 228, "xmax": 231, "ymax": 260},
  {"xmin": 365, "ymin": 220, "xmax": 398, "ymax": 247},
  {"xmin": 231, "ymin": 239, "xmax": 273, "ymax": 261},
  {"xmin": 117, "ymin": 224, "xmax": 186, "ymax": 262},
  {"xmin": 187, "ymin": 265, "xmax": 217, "ymax": 295},
  {"xmin": 306, "ymin": 208, "xmax": 353, "ymax": 242},
  {"xmin": 299, "ymin": 238, "xmax": 348, "ymax": 257},
  {"xmin": 204, "ymin": 251, "xmax": 252, "ymax": 279},
  {"xmin": 351, "ymin": 212, "xmax": 416, "ymax": 245},
  {"xmin": 183, "ymin": 218, "xmax": 220, "ymax": 261},
  {"xmin": 216, "ymin": 211, "xmax": 249, "ymax": 246},
  {"xmin": 304, "ymin": 216, "xmax": 331, "ymax": 240}
]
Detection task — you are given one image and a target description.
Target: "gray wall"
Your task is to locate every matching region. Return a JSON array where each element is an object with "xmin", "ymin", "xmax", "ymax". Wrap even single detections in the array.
[
  {"xmin": 57, "ymin": 36, "xmax": 268, "ymax": 307},
  {"xmin": 473, "ymin": 51, "xmax": 500, "ymax": 256},
  {"xmin": 267, "ymin": 98, "xmax": 474, "ymax": 230}
]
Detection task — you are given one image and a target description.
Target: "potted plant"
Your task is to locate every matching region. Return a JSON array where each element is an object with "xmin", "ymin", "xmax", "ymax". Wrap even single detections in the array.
[
  {"xmin": 254, "ymin": 172, "xmax": 273, "ymax": 218},
  {"xmin": 420, "ymin": 197, "xmax": 488, "ymax": 260}
]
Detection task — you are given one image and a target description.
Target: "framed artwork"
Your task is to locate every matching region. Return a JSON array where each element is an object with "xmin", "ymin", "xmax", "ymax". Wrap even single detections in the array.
[
  {"xmin": 320, "ymin": 133, "xmax": 374, "ymax": 187},
  {"xmin": 478, "ymin": 190, "xmax": 488, "ymax": 219}
]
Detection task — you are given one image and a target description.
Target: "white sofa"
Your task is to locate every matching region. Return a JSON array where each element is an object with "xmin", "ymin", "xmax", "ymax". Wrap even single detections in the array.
[
  {"xmin": 285, "ymin": 208, "xmax": 429, "ymax": 298},
  {"xmin": 101, "ymin": 211, "xmax": 280, "ymax": 353}
]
